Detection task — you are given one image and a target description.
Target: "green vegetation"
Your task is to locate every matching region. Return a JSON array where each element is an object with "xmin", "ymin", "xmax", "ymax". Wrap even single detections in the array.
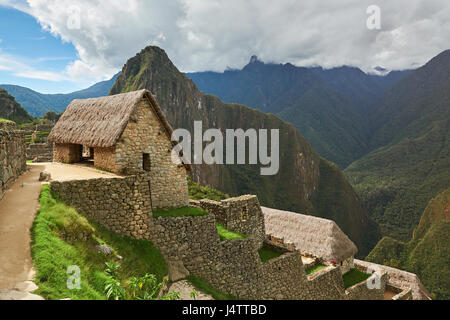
[
  {"xmin": 312, "ymin": 159, "xmax": 381, "ymax": 257},
  {"xmin": 103, "ymin": 262, "xmax": 180, "ymax": 300},
  {"xmin": 305, "ymin": 265, "xmax": 326, "ymax": 275},
  {"xmin": 31, "ymin": 185, "xmax": 168, "ymax": 300},
  {"xmin": 346, "ymin": 51, "xmax": 450, "ymax": 243},
  {"xmin": 0, "ymin": 117, "xmax": 13, "ymax": 123},
  {"xmin": 152, "ymin": 206, "xmax": 209, "ymax": 218},
  {"xmin": 0, "ymin": 89, "xmax": 33, "ymax": 124},
  {"xmin": 188, "ymin": 177, "xmax": 229, "ymax": 201},
  {"xmin": 342, "ymin": 269, "xmax": 371, "ymax": 289},
  {"xmin": 216, "ymin": 224, "xmax": 247, "ymax": 241},
  {"xmin": 367, "ymin": 188, "xmax": 450, "ymax": 300},
  {"xmin": 187, "ymin": 275, "xmax": 236, "ymax": 300},
  {"xmin": 258, "ymin": 245, "xmax": 284, "ymax": 263}
]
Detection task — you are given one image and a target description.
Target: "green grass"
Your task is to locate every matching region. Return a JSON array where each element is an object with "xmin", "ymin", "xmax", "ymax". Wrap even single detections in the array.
[
  {"xmin": 27, "ymin": 160, "xmax": 33, "ymax": 164},
  {"xmin": 305, "ymin": 265, "xmax": 326, "ymax": 275},
  {"xmin": 0, "ymin": 117, "xmax": 13, "ymax": 123},
  {"xmin": 258, "ymin": 246, "xmax": 284, "ymax": 263},
  {"xmin": 342, "ymin": 269, "xmax": 371, "ymax": 289},
  {"xmin": 188, "ymin": 177, "xmax": 230, "ymax": 201},
  {"xmin": 186, "ymin": 275, "xmax": 236, "ymax": 300},
  {"xmin": 152, "ymin": 206, "xmax": 209, "ymax": 218},
  {"xmin": 31, "ymin": 185, "xmax": 168, "ymax": 300},
  {"xmin": 216, "ymin": 224, "xmax": 247, "ymax": 241}
]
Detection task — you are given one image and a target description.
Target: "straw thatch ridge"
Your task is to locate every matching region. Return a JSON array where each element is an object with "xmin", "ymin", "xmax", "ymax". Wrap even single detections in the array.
[
  {"xmin": 262, "ymin": 207, "xmax": 358, "ymax": 262},
  {"xmin": 354, "ymin": 259, "xmax": 432, "ymax": 300},
  {"xmin": 48, "ymin": 89, "xmax": 191, "ymax": 171}
]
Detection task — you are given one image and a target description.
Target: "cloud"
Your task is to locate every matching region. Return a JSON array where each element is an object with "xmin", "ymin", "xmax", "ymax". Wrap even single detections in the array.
[
  {"xmin": 5, "ymin": 0, "xmax": 450, "ymax": 79},
  {"xmin": 0, "ymin": 53, "xmax": 67, "ymax": 81}
]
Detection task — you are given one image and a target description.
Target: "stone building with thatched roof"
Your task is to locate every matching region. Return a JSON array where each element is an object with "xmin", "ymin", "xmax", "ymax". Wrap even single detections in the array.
[
  {"xmin": 262, "ymin": 207, "xmax": 358, "ymax": 274},
  {"xmin": 48, "ymin": 89, "xmax": 190, "ymax": 209}
]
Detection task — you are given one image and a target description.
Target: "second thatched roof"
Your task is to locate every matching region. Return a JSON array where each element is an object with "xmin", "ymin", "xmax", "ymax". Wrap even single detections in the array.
[{"xmin": 263, "ymin": 207, "xmax": 358, "ymax": 262}]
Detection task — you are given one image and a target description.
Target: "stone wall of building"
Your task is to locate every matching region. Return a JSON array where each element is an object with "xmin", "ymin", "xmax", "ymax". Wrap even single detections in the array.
[
  {"xmin": 50, "ymin": 174, "xmax": 154, "ymax": 239},
  {"xmin": 0, "ymin": 122, "xmax": 26, "ymax": 199},
  {"xmin": 53, "ymin": 143, "xmax": 81, "ymax": 164},
  {"xmin": 306, "ymin": 266, "xmax": 347, "ymax": 300},
  {"xmin": 115, "ymin": 99, "xmax": 189, "ymax": 209},
  {"xmin": 94, "ymin": 146, "xmax": 116, "ymax": 172},
  {"xmin": 345, "ymin": 271, "xmax": 388, "ymax": 300},
  {"xmin": 27, "ymin": 143, "xmax": 53, "ymax": 162}
]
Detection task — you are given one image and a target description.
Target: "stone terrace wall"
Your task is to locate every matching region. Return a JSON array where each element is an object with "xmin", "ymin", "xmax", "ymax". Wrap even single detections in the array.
[
  {"xmin": 307, "ymin": 266, "xmax": 347, "ymax": 300},
  {"xmin": 0, "ymin": 122, "xmax": 26, "ymax": 199},
  {"xmin": 198, "ymin": 195, "xmax": 265, "ymax": 242},
  {"xmin": 148, "ymin": 213, "xmax": 361, "ymax": 300},
  {"xmin": 259, "ymin": 252, "xmax": 309, "ymax": 300},
  {"xmin": 27, "ymin": 143, "xmax": 53, "ymax": 162},
  {"xmin": 50, "ymin": 174, "xmax": 153, "ymax": 239},
  {"xmin": 50, "ymin": 178, "xmax": 388, "ymax": 301},
  {"xmin": 149, "ymin": 214, "xmax": 263, "ymax": 298},
  {"xmin": 345, "ymin": 271, "xmax": 388, "ymax": 300}
]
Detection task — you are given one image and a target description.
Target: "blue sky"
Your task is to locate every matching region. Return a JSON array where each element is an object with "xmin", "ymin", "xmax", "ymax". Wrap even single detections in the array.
[
  {"xmin": 0, "ymin": 1, "xmax": 449, "ymax": 94},
  {"xmin": 0, "ymin": 6, "xmax": 89, "ymax": 93}
]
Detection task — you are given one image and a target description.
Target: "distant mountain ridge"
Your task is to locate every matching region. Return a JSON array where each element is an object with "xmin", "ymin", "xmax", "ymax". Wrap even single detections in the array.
[
  {"xmin": 0, "ymin": 73, "xmax": 120, "ymax": 117},
  {"xmin": 188, "ymin": 57, "xmax": 411, "ymax": 167},
  {"xmin": 346, "ymin": 50, "xmax": 450, "ymax": 241}
]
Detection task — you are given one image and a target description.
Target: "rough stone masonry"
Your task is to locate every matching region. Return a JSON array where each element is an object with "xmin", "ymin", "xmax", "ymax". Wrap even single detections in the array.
[{"xmin": 0, "ymin": 122, "xmax": 26, "ymax": 200}]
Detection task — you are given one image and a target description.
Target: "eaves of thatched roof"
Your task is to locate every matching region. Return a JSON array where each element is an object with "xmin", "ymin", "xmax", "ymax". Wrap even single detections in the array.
[
  {"xmin": 48, "ymin": 89, "xmax": 191, "ymax": 171},
  {"xmin": 262, "ymin": 207, "xmax": 358, "ymax": 262}
]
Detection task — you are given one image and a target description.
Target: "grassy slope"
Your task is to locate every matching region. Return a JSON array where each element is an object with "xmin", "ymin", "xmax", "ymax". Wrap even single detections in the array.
[
  {"xmin": 366, "ymin": 188, "xmax": 450, "ymax": 300},
  {"xmin": 32, "ymin": 185, "xmax": 168, "ymax": 300}
]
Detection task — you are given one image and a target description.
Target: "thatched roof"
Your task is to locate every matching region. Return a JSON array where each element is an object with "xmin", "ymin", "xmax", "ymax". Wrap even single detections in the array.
[
  {"xmin": 262, "ymin": 207, "xmax": 358, "ymax": 262},
  {"xmin": 48, "ymin": 89, "xmax": 191, "ymax": 170},
  {"xmin": 354, "ymin": 259, "xmax": 432, "ymax": 300}
]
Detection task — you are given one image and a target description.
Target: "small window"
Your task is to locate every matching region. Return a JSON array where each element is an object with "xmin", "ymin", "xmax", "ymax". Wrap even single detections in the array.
[{"xmin": 143, "ymin": 153, "xmax": 151, "ymax": 172}]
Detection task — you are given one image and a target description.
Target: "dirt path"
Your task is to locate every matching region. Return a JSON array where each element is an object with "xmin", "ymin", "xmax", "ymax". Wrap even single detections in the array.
[{"xmin": 0, "ymin": 164, "xmax": 45, "ymax": 299}]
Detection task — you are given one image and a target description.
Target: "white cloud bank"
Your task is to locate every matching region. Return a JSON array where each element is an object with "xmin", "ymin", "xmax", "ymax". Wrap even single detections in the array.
[{"xmin": 5, "ymin": 0, "xmax": 450, "ymax": 80}]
